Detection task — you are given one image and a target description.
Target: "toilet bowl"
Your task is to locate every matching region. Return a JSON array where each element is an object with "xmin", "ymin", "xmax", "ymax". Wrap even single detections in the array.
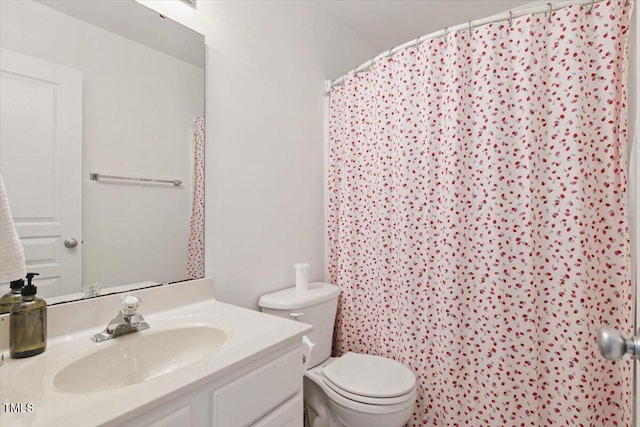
[
  {"xmin": 258, "ymin": 283, "xmax": 417, "ymax": 427},
  {"xmin": 304, "ymin": 356, "xmax": 416, "ymax": 427}
]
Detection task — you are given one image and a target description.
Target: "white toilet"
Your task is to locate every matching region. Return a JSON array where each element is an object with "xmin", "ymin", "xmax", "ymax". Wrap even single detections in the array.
[{"xmin": 258, "ymin": 282, "xmax": 417, "ymax": 427}]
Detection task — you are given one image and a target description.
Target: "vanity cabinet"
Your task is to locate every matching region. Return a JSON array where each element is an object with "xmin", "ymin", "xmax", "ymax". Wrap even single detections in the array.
[
  {"xmin": 118, "ymin": 345, "xmax": 303, "ymax": 427},
  {"xmin": 0, "ymin": 279, "xmax": 312, "ymax": 427}
]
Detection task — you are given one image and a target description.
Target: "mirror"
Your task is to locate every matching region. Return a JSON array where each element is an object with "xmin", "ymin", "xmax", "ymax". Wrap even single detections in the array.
[{"xmin": 0, "ymin": 0, "xmax": 205, "ymax": 303}]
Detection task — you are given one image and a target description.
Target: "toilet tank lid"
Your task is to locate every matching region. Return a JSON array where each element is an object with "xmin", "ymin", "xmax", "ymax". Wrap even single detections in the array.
[{"xmin": 258, "ymin": 282, "xmax": 340, "ymax": 310}]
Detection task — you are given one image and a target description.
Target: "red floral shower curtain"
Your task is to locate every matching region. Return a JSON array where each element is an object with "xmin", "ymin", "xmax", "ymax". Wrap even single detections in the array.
[{"xmin": 327, "ymin": 1, "xmax": 633, "ymax": 426}]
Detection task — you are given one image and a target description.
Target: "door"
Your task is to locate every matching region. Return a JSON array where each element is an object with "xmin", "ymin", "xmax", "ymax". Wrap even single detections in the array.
[{"xmin": 0, "ymin": 49, "xmax": 82, "ymax": 297}]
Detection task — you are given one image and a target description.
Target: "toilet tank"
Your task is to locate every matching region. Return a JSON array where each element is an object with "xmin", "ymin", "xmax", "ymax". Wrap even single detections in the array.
[{"xmin": 258, "ymin": 282, "xmax": 340, "ymax": 368}]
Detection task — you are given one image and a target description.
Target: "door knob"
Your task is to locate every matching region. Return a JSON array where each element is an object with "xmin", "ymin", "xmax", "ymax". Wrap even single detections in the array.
[
  {"xmin": 597, "ymin": 325, "xmax": 640, "ymax": 360},
  {"xmin": 64, "ymin": 238, "xmax": 78, "ymax": 248}
]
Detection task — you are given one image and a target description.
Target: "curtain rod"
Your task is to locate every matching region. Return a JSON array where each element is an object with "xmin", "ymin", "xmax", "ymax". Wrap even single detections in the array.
[{"xmin": 328, "ymin": 0, "xmax": 626, "ymax": 91}]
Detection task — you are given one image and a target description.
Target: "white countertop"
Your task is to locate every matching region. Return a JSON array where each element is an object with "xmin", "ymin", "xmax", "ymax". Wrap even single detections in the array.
[{"xmin": 0, "ymin": 279, "xmax": 311, "ymax": 426}]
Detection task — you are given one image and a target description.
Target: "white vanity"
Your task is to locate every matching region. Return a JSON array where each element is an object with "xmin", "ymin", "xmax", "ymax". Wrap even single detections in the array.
[{"xmin": 0, "ymin": 278, "xmax": 311, "ymax": 426}]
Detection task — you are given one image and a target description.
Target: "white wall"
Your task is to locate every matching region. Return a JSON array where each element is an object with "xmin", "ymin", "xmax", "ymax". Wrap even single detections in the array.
[
  {"xmin": 204, "ymin": 2, "xmax": 380, "ymax": 309},
  {"xmin": 0, "ymin": 0, "xmax": 204, "ymax": 289},
  {"xmin": 138, "ymin": 0, "xmax": 376, "ymax": 309}
]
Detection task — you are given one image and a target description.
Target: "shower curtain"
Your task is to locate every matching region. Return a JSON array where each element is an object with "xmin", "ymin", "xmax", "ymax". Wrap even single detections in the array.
[
  {"xmin": 187, "ymin": 115, "xmax": 205, "ymax": 279},
  {"xmin": 327, "ymin": 1, "xmax": 633, "ymax": 426}
]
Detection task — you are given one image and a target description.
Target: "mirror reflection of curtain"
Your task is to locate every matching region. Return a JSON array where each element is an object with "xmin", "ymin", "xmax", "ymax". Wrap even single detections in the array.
[{"xmin": 187, "ymin": 115, "xmax": 205, "ymax": 279}]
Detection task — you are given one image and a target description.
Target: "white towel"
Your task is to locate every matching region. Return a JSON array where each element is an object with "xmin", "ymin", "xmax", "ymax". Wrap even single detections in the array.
[{"xmin": 0, "ymin": 174, "xmax": 25, "ymax": 283}]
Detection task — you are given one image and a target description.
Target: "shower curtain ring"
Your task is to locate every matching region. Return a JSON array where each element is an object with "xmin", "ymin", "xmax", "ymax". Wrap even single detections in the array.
[
  {"xmin": 508, "ymin": 11, "xmax": 513, "ymax": 28},
  {"xmin": 588, "ymin": 0, "xmax": 595, "ymax": 14},
  {"xmin": 547, "ymin": 3, "xmax": 553, "ymax": 19},
  {"xmin": 468, "ymin": 21, "xmax": 472, "ymax": 35},
  {"xmin": 443, "ymin": 27, "xmax": 448, "ymax": 38}
]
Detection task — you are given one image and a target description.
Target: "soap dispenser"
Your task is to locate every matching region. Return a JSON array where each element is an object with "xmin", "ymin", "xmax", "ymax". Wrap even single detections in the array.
[
  {"xmin": 0, "ymin": 278, "xmax": 24, "ymax": 314},
  {"xmin": 10, "ymin": 272, "xmax": 47, "ymax": 358}
]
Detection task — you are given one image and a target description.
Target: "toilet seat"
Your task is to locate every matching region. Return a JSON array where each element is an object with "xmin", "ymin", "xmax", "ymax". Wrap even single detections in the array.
[
  {"xmin": 322, "ymin": 377, "xmax": 416, "ymax": 405},
  {"xmin": 320, "ymin": 352, "xmax": 417, "ymax": 405}
]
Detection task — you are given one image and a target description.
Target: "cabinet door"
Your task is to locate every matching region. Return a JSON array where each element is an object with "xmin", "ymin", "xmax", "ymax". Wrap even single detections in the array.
[
  {"xmin": 252, "ymin": 393, "xmax": 303, "ymax": 427},
  {"xmin": 119, "ymin": 393, "xmax": 208, "ymax": 427},
  {"xmin": 212, "ymin": 349, "xmax": 302, "ymax": 426}
]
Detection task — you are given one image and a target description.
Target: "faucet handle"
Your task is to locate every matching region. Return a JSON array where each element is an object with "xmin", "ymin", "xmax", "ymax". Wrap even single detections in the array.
[{"xmin": 120, "ymin": 295, "xmax": 140, "ymax": 316}]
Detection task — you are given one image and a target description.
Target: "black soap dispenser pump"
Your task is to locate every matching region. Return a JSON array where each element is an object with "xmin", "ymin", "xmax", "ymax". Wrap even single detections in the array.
[{"xmin": 10, "ymin": 272, "xmax": 47, "ymax": 358}]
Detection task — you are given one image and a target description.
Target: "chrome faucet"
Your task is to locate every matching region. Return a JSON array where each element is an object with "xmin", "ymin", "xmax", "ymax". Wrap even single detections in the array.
[{"xmin": 91, "ymin": 295, "xmax": 149, "ymax": 343}]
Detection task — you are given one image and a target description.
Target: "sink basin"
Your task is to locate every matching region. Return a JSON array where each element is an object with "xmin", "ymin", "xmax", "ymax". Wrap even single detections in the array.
[{"xmin": 53, "ymin": 326, "xmax": 228, "ymax": 393}]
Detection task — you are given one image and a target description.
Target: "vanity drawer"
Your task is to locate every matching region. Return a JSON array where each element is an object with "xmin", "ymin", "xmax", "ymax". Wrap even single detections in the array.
[
  {"xmin": 252, "ymin": 392, "xmax": 303, "ymax": 427},
  {"xmin": 211, "ymin": 348, "xmax": 302, "ymax": 426}
]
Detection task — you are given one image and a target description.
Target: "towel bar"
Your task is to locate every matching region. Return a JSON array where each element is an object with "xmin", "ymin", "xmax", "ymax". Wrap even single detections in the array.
[{"xmin": 89, "ymin": 173, "xmax": 182, "ymax": 187}]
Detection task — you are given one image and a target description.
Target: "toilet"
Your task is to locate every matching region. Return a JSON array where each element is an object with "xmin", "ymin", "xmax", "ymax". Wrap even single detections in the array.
[{"xmin": 258, "ymin": 282, "xmax": 417, "ymax": 427}]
